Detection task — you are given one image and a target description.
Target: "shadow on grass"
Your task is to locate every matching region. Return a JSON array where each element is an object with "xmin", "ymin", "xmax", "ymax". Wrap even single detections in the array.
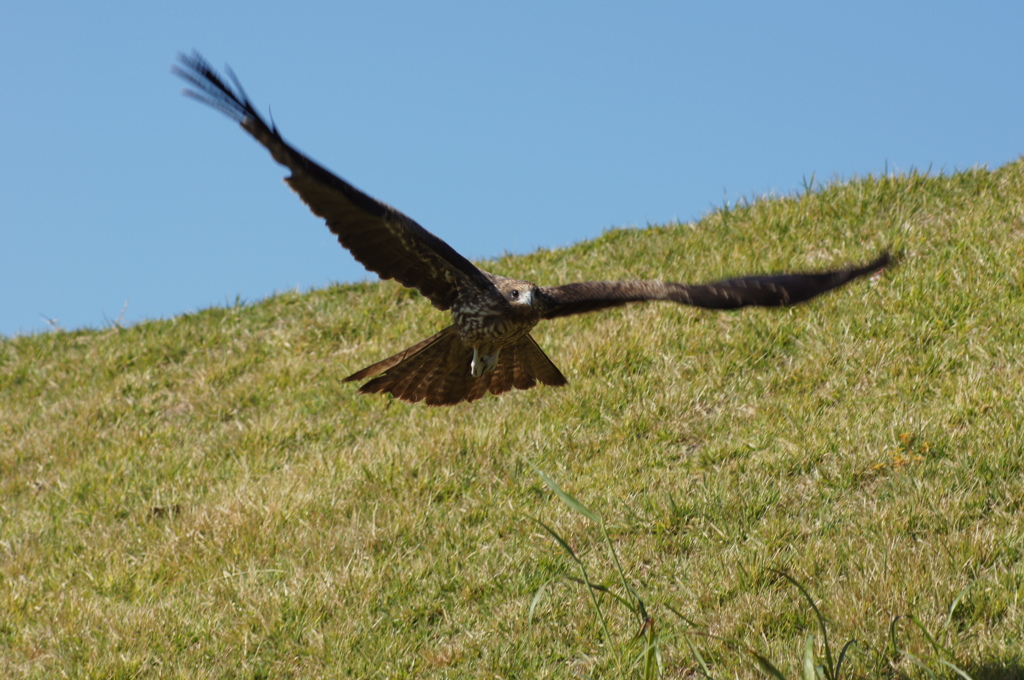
[{"xmin": 964, "ymin": 661, "xmax": 1024, "ymax": 680}]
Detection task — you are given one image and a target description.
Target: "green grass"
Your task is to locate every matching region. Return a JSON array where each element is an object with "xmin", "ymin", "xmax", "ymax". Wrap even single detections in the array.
[{"xmin": 3, "ymin": 160, "xmax": 1024, "ymax": 678}]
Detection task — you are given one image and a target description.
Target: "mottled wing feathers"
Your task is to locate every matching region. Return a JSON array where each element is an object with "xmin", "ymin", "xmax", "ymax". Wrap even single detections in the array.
[
  {"xmin": 173, "ymin": 51, "xmax": 491, "ymax": 310},
  {"xmin": 539, "ymin": 252, "xmax": 889, "ymax": 319},
  {"xmin": 347, "ymin": 327, "xmax": 566, "ymax": 405}
]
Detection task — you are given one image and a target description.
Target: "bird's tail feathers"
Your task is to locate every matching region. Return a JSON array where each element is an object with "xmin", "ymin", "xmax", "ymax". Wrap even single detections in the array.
[{"xmin": 345, "ymin": 327, "xmax": 566, "ymax": 405}]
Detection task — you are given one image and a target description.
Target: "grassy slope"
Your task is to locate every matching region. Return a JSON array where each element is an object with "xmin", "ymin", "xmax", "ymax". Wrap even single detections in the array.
[{"xmin": 2, "ymin": 161, "xmax": 1023, "ymax": 678}]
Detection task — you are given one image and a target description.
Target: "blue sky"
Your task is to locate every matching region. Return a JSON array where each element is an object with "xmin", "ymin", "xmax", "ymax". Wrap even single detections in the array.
[{"xmin": 3, "ymin": 1, "xmax": 1023, "ymax": 337}]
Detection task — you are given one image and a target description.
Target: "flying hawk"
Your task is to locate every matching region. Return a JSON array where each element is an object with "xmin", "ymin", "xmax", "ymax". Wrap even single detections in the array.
[{"xmin": 174, "ymin": 52, "xmax": 889, "ymax": 406}]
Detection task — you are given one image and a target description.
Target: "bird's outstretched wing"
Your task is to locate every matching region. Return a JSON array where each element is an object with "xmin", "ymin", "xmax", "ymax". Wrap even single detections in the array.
[
  {"xmin": 173, "ymin": 51, "xmax": 493, "ymax": 310},
  {"xmin": 537, "ymin": 252, "xmax": 889, "ymax": 319}
]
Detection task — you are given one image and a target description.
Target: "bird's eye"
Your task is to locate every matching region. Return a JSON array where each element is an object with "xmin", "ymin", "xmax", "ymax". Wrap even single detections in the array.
[{"xmin": 510, "ymin": 290, "xmax": 519, "ymax": 299}]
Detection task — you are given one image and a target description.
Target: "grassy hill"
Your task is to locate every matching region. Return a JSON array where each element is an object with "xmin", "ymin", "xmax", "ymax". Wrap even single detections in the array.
[{"xmin": 2, "ymin": 160, "xmax": 1023, "ymax": 678}]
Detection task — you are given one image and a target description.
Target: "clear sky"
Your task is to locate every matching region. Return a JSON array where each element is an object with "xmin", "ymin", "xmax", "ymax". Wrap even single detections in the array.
[{"xmin": 3, "ymin": 1, "xmax": 1023, "ymax": 337}]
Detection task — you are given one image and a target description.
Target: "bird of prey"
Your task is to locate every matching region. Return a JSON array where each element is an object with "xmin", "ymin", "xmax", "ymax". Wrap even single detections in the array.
[{"xmin": 174, "ymin": 52, "xmax": 889, "ymax": 406}]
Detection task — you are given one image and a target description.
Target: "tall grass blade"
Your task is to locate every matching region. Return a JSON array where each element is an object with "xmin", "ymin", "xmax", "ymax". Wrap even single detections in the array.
[
  {"xmin": 529, "ymin": 509, "xmax": 612, "ymax": 647},
  {"xmin": 522, "ymin": 455, "xmax": 600, "ymax": 522},
  {"xmin": 834, "ymin": 639, "xmax": 858, "ymax": 680},
  {"xmin": 772, "ymin": 570, "xmax": 835, "ymax": 677},
  {"xmin": 936, "ymin": 658, "xmax": 975, "ymax": 680},
  {"xmin": 565, "ymin": 575, "xmax": 635, "ymax": 610},
  {"xmin": 531, "ymin": 516, "xmax": 581, "ymax": 564},
  {"xmin": 528, "ymin": 578, "xmax": 552, "ymax": 626},
  {"xmin": 902, "ymin": 651, "xmax": 943, "ymax": 679},
  {"xmin": 680, "ymin": 631, "xmax": 714, "ymax": 678},
  {"xmin": 887, "ymin": 616, "xmax": 902, "ymax": 663},
  {"xmin": 803, "ymin": 635, "xmax": 817, "ymax": 680},
  {"xmin": 944, "ymin": 582, "xmax": 974, "ymax": 632},
  {"xmin": 601, "ymin": 523, "xmax": 648, "ymax": 620},
  {"xmin": 751, "ymin": 650, "xmax": 789, "ymax": 679},
  {"xmin": 907, "ymin": 614, "xmax": 957, "ymax": 660}
]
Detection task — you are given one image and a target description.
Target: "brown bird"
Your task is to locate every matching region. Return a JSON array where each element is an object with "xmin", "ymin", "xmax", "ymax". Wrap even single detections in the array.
[{"xmin": 174, "ymin": 52, "xmax": 889, "ymax": 405}]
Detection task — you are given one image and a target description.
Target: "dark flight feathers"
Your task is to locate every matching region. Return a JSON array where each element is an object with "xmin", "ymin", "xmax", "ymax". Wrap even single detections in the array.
[
  {"xmin": 536, "ymin": 253, "xmax": 890, "ymax": 319},
  {"xmin": 175, "ymin": 52, "xmax": 890, "ymax": 405},
  {"xmin": 173, "ymin": 51, "xmax": 490, "ymax": 310}
]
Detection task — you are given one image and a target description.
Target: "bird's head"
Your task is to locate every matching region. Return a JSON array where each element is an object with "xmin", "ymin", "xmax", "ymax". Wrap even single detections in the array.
[{"xmin": 498, "ymin": 279, "xmax": 539, "ymax": 310}]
